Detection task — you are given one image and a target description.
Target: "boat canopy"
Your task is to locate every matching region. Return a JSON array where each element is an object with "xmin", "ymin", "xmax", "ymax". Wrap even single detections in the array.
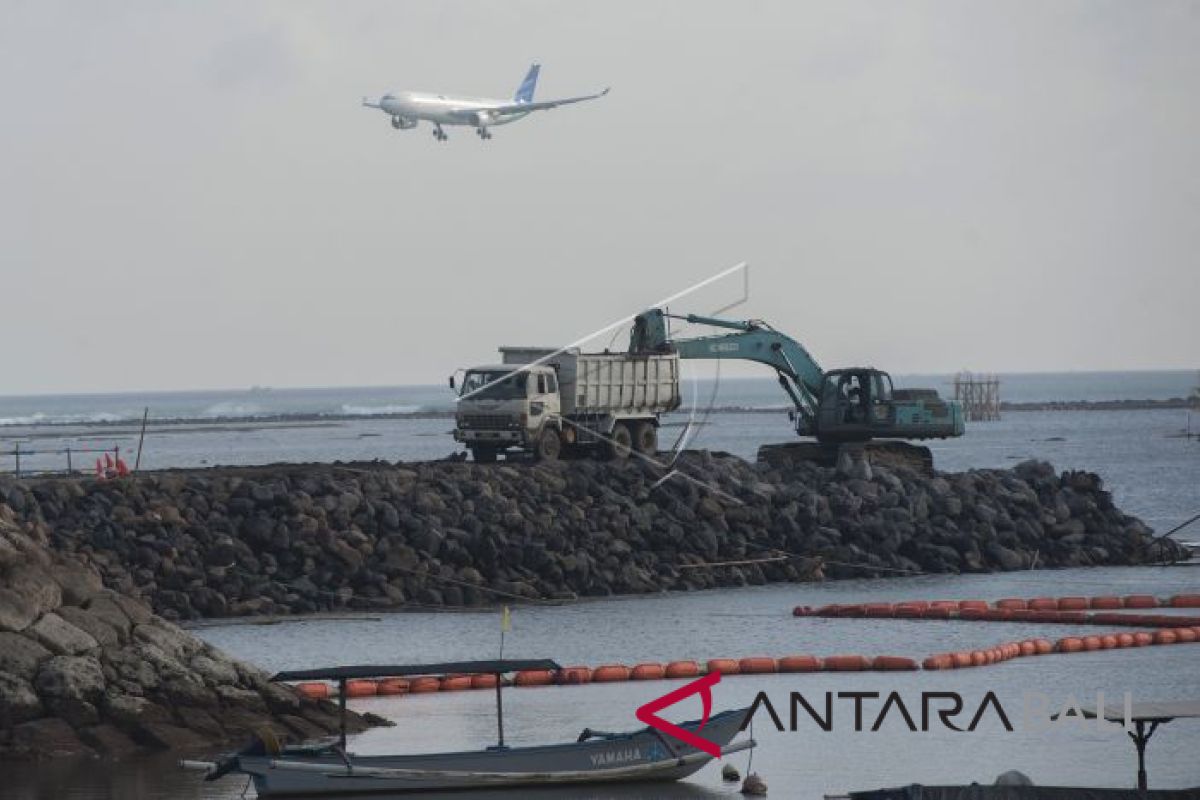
[{"xmin": 272, "ymin": 659, "xmax": 562, "ymax": 682}]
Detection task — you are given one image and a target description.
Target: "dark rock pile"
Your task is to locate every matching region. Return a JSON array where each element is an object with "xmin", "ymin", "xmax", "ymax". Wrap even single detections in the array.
[
  {"xmin": 0, "ymin": 504, "xmax": 369, "ymax": 760},
  {"xmin": 0, "ymin": 454, "xmax": 1183, "ymax": 622}
]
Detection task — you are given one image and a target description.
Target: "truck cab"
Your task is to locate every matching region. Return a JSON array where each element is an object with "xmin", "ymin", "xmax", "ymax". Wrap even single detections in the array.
[{"xmin": 452, "ymin": 364, "xmax": 563, "ymax": 462}]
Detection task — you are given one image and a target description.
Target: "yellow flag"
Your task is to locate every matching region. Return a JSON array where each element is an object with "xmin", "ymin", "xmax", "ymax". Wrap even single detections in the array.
[{"xmin": 501, "ymin": 605, "xmax": 512, "ymax": 633}]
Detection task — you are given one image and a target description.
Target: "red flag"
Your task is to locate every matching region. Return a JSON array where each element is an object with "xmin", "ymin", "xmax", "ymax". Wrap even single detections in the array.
[{"xmin": 104, "ymin": 452, "xmax": 114, "ymax": 468}]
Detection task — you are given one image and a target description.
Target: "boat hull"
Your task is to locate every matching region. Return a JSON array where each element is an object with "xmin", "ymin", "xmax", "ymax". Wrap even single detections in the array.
[{"xmin": 233, "ymin": 708, "xmax": 751, "ymax": 797}]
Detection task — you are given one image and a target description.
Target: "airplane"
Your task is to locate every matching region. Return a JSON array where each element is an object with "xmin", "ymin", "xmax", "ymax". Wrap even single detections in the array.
[{"xmin": 362, "ymin": 64, "xmax": 609, "ymax": 141}]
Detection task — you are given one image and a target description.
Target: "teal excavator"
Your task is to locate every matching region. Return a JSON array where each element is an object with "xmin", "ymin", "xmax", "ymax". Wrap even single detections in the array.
[{"xmin": 629, "ymin": 308, "xmax": 964, "ymax": 473}]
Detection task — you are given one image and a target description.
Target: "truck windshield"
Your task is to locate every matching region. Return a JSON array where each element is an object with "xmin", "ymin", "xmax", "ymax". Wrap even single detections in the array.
[{"xmin": 461, "ymin": 370, "xmax": 528, "ymax": 399}]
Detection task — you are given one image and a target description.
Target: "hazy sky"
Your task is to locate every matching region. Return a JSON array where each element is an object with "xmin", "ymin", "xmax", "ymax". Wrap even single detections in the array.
[{"xmin": 2, "ymin": 1, "xmax": 1197, "ymax": 394}]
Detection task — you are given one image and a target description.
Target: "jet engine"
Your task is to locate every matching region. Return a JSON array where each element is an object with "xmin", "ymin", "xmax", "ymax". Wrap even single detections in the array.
[{"xmin": 390, "ymin": 115, "xmax": 418, "ymax": 130}]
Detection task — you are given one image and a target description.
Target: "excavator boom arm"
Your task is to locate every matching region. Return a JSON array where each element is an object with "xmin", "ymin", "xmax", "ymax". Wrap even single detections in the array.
[{"xmin": 630, "ymin": 309, "xmax": 824, "ymax": 431}]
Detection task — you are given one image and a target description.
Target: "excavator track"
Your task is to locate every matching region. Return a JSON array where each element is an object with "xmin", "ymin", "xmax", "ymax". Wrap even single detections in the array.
[{"xmin": 757, "ymin": 440, "xmax": 935, "ymax": 476}]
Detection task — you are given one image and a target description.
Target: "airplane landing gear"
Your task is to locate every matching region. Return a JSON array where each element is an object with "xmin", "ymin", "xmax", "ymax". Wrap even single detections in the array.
[
  {"xmin": 432, "ymin": 124, "xmax": 448, "ymax": 141},
  {"xmin": 475, "ymin": 127, "xmax": 492, "ymax": 140}
]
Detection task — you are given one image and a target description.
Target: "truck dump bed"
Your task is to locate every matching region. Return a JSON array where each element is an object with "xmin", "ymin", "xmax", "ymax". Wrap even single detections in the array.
[{"xmin": 499, "ymin": 347, "xmax": 681, "ymax": 417}]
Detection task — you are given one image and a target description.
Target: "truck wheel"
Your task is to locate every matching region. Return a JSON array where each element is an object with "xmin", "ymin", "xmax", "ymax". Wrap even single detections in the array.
[
  {"xmin": 605, "ymin": 423, "xmax": 633, "ymax": 460},
  {"xmin": 534, "ymin": 429, "xmax": 561, "ymax": 461},
  {"xmin": 471, "ymin": 447, "xmax": 497, "ymax": 463},
  {"xmin": 632, "ymin": 422, "xmax": 657, "ymax": 455}
]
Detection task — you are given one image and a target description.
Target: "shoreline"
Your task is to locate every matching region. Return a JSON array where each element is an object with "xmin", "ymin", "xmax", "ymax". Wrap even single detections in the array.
[{"xmin": 0, "ymin": 398, "xmax": 1195, "ymax": 435}]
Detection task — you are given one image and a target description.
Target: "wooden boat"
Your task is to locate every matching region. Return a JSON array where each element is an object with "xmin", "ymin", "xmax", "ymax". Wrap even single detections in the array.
[{"xmin": 186, "ymin": 659, "xmax": 755, "ymax": 797}]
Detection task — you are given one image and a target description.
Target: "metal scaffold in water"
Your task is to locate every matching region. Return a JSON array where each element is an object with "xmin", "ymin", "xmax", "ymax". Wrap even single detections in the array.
[{"xmin": 953, "ymin": 371, "xmax": 1001, "ymax": 422}]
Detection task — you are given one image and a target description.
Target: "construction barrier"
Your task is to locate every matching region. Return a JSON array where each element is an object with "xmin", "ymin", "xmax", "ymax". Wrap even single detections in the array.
[
  {"xmin": 738, "ymin": 657, "xmax": 777, "ymax": 674},
  {"xmin": 823, "ymin": 655, "xmax": 871, "ymax": 672},
  {"xmin": 557, "ymin": 666, "xmax": 592, "ymax": 685},
  {"xmin": 592, "ymin": 665, "xmax": 631, "ymax": 683},
  {"xmin": 297, "ymin": 682, "xmax": 330, "ymax": 699},
  {"xmin": 776, "ymin": 655, "xmax": 822, "ymax": 673},
  {"xmin": 471, "ymin": 674, "xmax": 499, "ymax": 690},
  {"xmin": 631, "ymin": 663, "xmax": 665, "ymax": 681},
  {"xmin": 705, "ymin": 658, "xmax": 740, "ymax": 675},
  {"xmin": 514, "ymin": 669, "xmax": 556, "ymax": 687},
  {"xmin": 664, "ymin": 660, "xmax": 700, "ymax": 679},
  {"xmin": 377, "ymin": 678, "xmax": 409, "ymax": 696}
]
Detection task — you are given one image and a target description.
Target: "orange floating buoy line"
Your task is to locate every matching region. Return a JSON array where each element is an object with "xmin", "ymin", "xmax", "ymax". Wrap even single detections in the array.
[
  {"xmin": 794, "ymin": 594, "xmax": 1200, "ymax": 672},
  {"xmin": 797, "ymin": 595, "xmax": 1200, "ymax": 628},
  {"xmin": 281, "ymin": 594, "xmax": 1200, "ymax": 701}
]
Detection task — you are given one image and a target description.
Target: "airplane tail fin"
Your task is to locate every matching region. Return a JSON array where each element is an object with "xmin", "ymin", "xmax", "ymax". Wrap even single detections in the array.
[{"xmin": 513, "ymin": 63, "xmax": 540, "ymax": 103}]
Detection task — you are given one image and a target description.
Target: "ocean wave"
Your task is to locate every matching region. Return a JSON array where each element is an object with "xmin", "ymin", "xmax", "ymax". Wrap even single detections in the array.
[
  {"xmin": 200, "ymin": 402, "xmax": 266, "ymax": 418},
  {"xmin": 339, "ymin": 404, "xmax": 423, "ymax": 416},
  {"xmin": 0, "ymin": 411, "xmax": 129, "ymax": 427}
]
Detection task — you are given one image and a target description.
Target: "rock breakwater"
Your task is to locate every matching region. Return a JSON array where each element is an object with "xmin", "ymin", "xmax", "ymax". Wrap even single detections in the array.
[
  {"xmin": 0, "ymin": 453, "xmax": 1183, "ymax": 622},
  {"xmin": 0, "ymin": 506, "xmax": 369, "ymax": 760}
]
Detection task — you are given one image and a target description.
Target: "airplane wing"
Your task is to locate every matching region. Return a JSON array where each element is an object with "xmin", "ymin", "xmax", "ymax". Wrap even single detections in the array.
[{"xmin": 464, "ymin": 87, "xmax": 610, "ymax": 116}]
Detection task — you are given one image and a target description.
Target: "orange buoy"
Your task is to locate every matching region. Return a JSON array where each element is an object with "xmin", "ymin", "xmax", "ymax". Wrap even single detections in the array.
[
  {"xmin": 1057, "ymin": 597, "xmax": 1088, "ymax": 611},
  {"xmin": 514, "ymin": 669, "xmax": 555, "ymax": 687},
  {"xmin": 409, "ymin": 676, "xmax": 441, "ymax": 693},
  {"xmin": 951, "ymin": 652, "xmax": 973, "ymax": 668},
  {"xmin": 922, "ymin": 654, "xmax": 953, "ymax": 670},
  {"xmin": 792, "ymin": 606, "xmax": 811, "ymax": 617},
  {"xmin": 1176, "ymin": 628, "xmax": 1198, "ymax": 643},
  {"xmin": 592, "ymin": 665, "xmax": 631, "ymax": 683},
  {"xmin": 738, "ymin": 657, "xmax": 777, "ymax": 675},
  {"xmin": 1132, "ymin": 632, "xmax": 1154, "ymax": 647},
  {"xmin": 664, "ymin": 661, "xmax": 700, "ymax": 679},
  {"xmin": 923, "ymin": 606, "xmax": 954, "ymax": 619},
  {"xmin": 345, "ymin": 679, "xmax": 378, "ymax": 698},
  {"xmin": 1090, "ymin": 596, "xmax": 1122, "ymax": 610},
  {"xmin": 440, "ymin": 675, "xmax": 472, "ymax": 691},
  {"xmin": 863, "ymin": 603, "xmax": 894, "ymax": 618},
  {"xmin": 376, "ymin": 678, "xmax": 409, "ymax": 696},
  {"xmin": 631, "ymin": 663, "xmax": 666, "ymax": 680},
  {"xmin": 959, "ymin": 607, "xmax": 986, "ymax": 621},
  {"xmin": 1100, "ymin": 635, "xmax": 1119, "ymax": 650},
  {"xmin": 471, "ymin": 674, "xmax": 499, "ymax": 690},
  {"xmin": 296, "ymin": 682, "xmax": 330, "ymax": 700},
  {"xmin": 1124, "ymin": 595, "xmax": 1159, "ymax": 609},
  {"xmin": 1057, "ymin": 637, "xmax": 1084, "ymax": 653},
  {"xmin": 958, "ymin": 600, "xmax": 988, "ymax": 612},
  {"xmin": 1034, "ymin": 639, "xmax": 1053, "ymax": 655},
  {"xmin": 1081, "ymin": 635, "xmax": 1103, "ymax": 651},
  {"xmin": 1170, "ymin": 594, "xmax": 1200, "ymax": 608},
  {"xmin": 777, "ymin": 655, "xmax": 821, "ymax": 673},
  {"xmin": 705, "ymin": 659, "xmax": 740, "ymax": 675},
  {"xmin": 871, "ymin": 656, "xmax": 918, "ymax": 671},
  {"xmin": 823, "ymin": 655, "xmax": 870, "ymax": 671},
  {"xmin": 1058, "ymin": 611, "xmax": 1088, "ymax": 624},
  {"xmin": 557, "ymin": 666, "xmax": 592, "ymax": 685},
  {"xmin": 1116, "ymin": 633, "xmax": 1136, "ymax": 648},
  {"xmin": 838, "ymin": 604, "xmax": 867, "ymax": 618},
  {"xmin": 1018, "ymin": 641, "xmax": 1036, "ymax": 657},
  {"xmin": 1028, "ymin": 598, "xmax": 1058, "ymax": 611},
  {"xmin": 928, "ymin": 600, "xmax": 959, "ymax": 610},
  {"xmin": 970, "ymin": 650, "xmax": 988, "ymax": 667},
  {"xmin": 893, "ymin": 601, "xmax": 928, "ymax": 618},
  {"xmin": 995, "ymin": 598, "xmax": 1028, "ymax": 611},
  {"xmin": 1153, "ymin": 630, "xmax": 1178, "ymax": 645},
  {"xmin": 813, "ymin": 604, "xmax": 842, "ymax": 617}
]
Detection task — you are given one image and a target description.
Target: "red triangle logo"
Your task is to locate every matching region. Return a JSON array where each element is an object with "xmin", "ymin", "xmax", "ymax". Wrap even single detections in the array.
[{"xmin": 635, "ymin": 671, "xmax": 722, "ymax": 757}]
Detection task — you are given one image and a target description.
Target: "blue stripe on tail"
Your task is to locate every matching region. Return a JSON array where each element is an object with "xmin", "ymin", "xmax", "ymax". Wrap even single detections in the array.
[{"xmin": 513, "ymin": 63, "xmax": 540, "ymax": 103}]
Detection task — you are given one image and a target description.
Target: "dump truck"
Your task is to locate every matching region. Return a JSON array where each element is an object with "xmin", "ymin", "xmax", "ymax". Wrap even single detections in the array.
[{"xmin": 451, "ymin": 347, "xmax": 681, "ymax": 462}]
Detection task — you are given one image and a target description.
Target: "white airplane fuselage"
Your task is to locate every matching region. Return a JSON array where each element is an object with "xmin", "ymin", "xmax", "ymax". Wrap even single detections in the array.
[
  {"xmin": 380, "ymin": 91, "xmax": 530, "ymax": 127},
  {"xmin": 365, "ymin": 64, "xmax": 607, "ymax": 141}
]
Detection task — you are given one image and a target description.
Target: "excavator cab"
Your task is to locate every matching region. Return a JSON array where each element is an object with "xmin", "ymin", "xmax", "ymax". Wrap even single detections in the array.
[{"xmin": 816, "ymin": 368, "xmax": 895, "ymax": 442}]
